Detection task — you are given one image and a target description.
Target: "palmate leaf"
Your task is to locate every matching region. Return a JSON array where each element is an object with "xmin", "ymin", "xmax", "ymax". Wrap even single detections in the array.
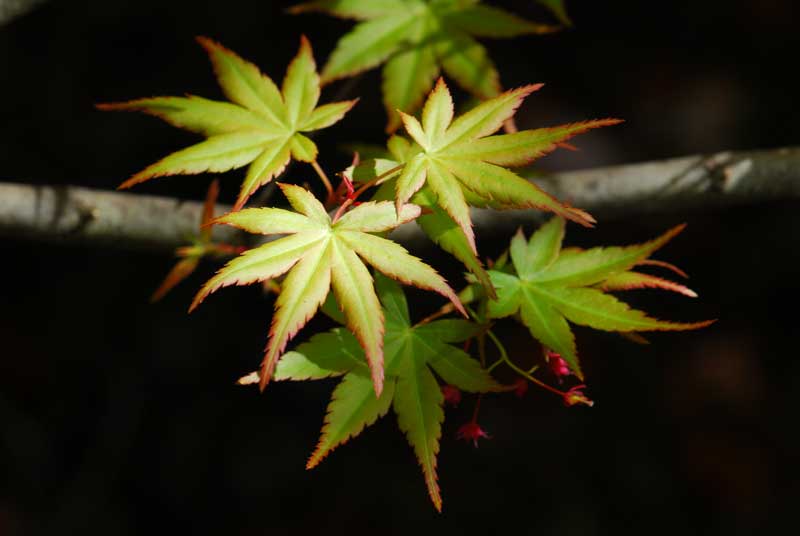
[
  {"xmin": 271, "ymin": 274, "xmax": 500, "ymax": 511},
  {"xmin": 291, "ymin": 0, "xmax": 557, "ymax": 131},
  {"xmin": 487, "ymin": 217, "xmax": 714, "ymax": 378},
  {"xmin": 395, "ymin": 79, "xmax": 614, "ymax": 240},
  {"xmin": 354, "ymin": 79, "xmax": 616, "ymax": 295},
  {"xmin": 98, "ymin": 37, "xmax": 356, "ymax": 210},
  {"xmin": 190, "ymin": 183, "xmax": 465, "ymax": 395}
]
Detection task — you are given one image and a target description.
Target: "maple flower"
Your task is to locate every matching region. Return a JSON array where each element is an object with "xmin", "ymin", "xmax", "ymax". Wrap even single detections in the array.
[
  {"xmin": 442, "ymin": 385, "xmax": 462, "ymax": 407},
  {"xmin": 545, "ymin": 349, "xmax": 571, "ymax": 381},
  {"xmin": 563, "ymin": 385, "xmax": 594, "ymax": 407},
  {"xmin": 457, "ymin": 422, "xmax": 491, "ymax": 448}
]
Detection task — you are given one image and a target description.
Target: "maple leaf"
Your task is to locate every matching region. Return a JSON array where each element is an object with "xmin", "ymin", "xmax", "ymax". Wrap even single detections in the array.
[
  {"xmin": 487, "ymin": 217, "xmax": 714, "ymax": 378},
  {"xmin": 190, "ymin": 183, "xmax": 465, "ymax": 395},
  {"xmin": 269, "ymin": 274, "xmax": 501, "ymax": 511},
  {"xmin": 354, "ymin": 78, "xmax": 618, "ymax": 297},
  {"xmin": 291, "ymin": 0, "xmax": 558, "ymax": 131},
  {"xmin": 98, "ymin": 36, "xmax": 356, "ymax": 210},
  {"xmin": 537, "ymin": 0, "xmax": 573, "ymax": 27}
]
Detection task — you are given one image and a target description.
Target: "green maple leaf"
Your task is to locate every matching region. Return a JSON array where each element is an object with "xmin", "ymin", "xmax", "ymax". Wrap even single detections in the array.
[
  {"xmin": 98, "ymin": 36, "xmax": 356, "ymax": 210},
  {"xmin": 291, "ymin": 0, "xmax": 558, "ymax": 131},
  {"xmin": 190, "ymin": 183, "xmax": 465, "ymax": 395},
  {"xmin": 486, "ymin": 217, "xmax": 714, "ymax": 378},
  {"xmin": 270, "ymin": 273, "xmax": 501, "ymax": 511},
  {"xmin": 537, "ymin": 0, "xmax": 572, "ymax": 27},
  {"xmin": 355, "ymin": 78, "xmax": 618, "ymax": 297}
]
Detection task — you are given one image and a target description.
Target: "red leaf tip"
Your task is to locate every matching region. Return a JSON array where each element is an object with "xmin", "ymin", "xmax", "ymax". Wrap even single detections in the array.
[
  {"xmin": 298, "ymin": 34, "xmax": 312, "ymax": 53},
  {"xmin": 592, "ymin": 117, "xmax": 625, "ymax": 127},
  {"xmin": 513, "ymin": 82, "xmax": 545, "ymax": 99},
  {"xmin": 194, "ymin": 35, "xmax": 217, "ymax": 51},
  {"xmin": 371, "ymin": 362, "xmax": 385, "ymax": 397},
  {"xmin": 639, "ymin": 259, "xmax": 689, "ymax": 279}
]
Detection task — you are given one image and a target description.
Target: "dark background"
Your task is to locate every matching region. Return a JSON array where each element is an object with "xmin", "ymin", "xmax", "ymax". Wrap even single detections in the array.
[{"xmin": 1, "ymin": 0, "xmax": 799, "ymax": 534}]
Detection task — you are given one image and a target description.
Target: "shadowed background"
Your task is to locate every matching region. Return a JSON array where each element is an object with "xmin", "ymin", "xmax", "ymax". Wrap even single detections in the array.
[{"xmin": 1, "ymin": 0, "xmax": 799, "ymax": 534}]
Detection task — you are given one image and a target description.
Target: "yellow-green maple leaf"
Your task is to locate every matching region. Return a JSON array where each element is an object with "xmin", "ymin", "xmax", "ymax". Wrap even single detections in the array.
[
  {"xmin": 98, "ymin": 36, "xmax": 356, "ymax": 209},
  {"xmin": 190, "ymin": 183, "xmax": 465, "ymax": 395}
]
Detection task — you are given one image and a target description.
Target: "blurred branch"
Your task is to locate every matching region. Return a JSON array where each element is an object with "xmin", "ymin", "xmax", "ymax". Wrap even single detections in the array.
[
  {"xmin": 0, "ymin": 183, "xmax": 242, "ymax": 251},
  {"xmin": 0, "ymin": 0, "xmax": 48, "ymax": 26},
  {"xmin": 397, "ymin": 146, "xmax": 800, "ymax": 244},
  {"xmin": 2, "ymin": 146, "xmax": 800, "ymax": 251}
]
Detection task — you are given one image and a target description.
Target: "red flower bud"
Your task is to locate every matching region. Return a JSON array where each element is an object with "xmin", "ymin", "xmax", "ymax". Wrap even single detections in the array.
[
  {"xmin": 441, "ymin": 385, "xmax": 461, "ymax": 407},
  {"xmin": 511, "ymin": 378, "xmax": 528, "ymax": 398},
  {"xmin": 546, "ymin": 349, "xmax": 571, "ymax": 380}
]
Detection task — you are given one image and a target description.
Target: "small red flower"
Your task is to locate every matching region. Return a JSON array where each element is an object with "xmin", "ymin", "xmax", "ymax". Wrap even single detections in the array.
[
  {"xmin": 457, "ymin": 422, "xmax": 491, "ymax": 447},
  {"xmin": 511, "ymin": 378, "xmax": 528, "ymax": 398},
  {"xmin": 545, "ymin": 349, "xmax": 571, "ymax": 381},
  {"xmin": 441, "ymin": 385, "xmax": 461, "ymax": 407},
  {"xmin": 563, "ymin": 385, "xmax": 594, "ymax": 407}
]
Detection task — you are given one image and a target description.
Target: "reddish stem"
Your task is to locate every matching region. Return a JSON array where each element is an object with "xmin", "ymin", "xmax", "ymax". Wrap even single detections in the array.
[{"xmin": 331, "ymin": 164, "xmax": 404, "ymax": 223}]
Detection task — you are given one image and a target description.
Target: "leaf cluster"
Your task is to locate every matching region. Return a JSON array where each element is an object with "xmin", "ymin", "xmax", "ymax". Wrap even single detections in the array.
[
  {"xmin": 191, "ymin": 183, "xmax": 464, "ymax": 395},
  {"xmin": 100, "ymin": 2, "xmax": 712, "ymax": 511},
  {"xmin": 291, "ymin": 0, "xmax": 565, "ymax": 131}
]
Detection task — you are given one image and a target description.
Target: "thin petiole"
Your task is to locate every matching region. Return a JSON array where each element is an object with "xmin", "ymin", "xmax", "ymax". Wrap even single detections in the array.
[
  {"xmin": 310, "ymin": 160, "xmax": 334, "ymax": 199},
  {"xmin": 414, "ymin": 303, "xmax": 455, "ymax": 327},
  {"xmin": 484, "ymin": 329, "xmax": 564, "ymax": 398},
  {"xmin": 331, "ymin": 163, "xmax": 404, "ymax": 223},
  {"xmin": 351, "ymin": 163, "xmax": 403, "ymax": 199}
]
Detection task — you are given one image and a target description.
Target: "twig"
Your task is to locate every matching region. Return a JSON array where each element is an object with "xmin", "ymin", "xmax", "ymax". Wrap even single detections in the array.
[
  {"xmin": 0, "ymin": 182, "xmax": 242, "ymax": 251},
  {"xmin": 2, "ymin": 146, "xmax": 800, "ymax": 250}
]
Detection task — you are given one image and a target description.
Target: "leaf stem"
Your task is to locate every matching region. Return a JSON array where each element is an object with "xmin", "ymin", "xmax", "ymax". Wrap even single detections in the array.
[
  {"xmin": 484, "ymin": 329, "xmax": 563, "ymax": 398},
  {"xmin": 310, "ymin": 160, "xmax": 334, "ymax": 200},
  {"xmin": 471, "ymin": 394, "xmax": 483, "ymax": 423},
  {"xmin": 354, "ymin": 163, "xmax": 404, "ymax": 198},
  {"xmin": 477, "ymin": 331, "xmax": 487, "ymax": 369},
  {"xmin": 331, "ymin": 164, "xmax": 404, "ymax": 223},
  {"xmin": 414, "ymin": 303, "xmax": 455, "ymax": 326}
]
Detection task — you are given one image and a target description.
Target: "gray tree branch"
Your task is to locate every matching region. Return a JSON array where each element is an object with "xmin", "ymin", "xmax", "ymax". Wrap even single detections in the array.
[
  {"xmin": 0, "ymin": 0, "xmax": 48, "ymax": 26},
  {"xmin": 2, "ymin": 146, "xmax": 799, "ymax": 252}
]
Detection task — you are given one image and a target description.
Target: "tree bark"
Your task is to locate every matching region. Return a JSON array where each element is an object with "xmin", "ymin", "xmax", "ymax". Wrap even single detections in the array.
[
  {"xmin": 0, "ymin": 183, "xmax": 242, "ymax": 251},
  {"xmin": 2, "ymin": 146, "xmax": 799, "ymax": 251}
]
